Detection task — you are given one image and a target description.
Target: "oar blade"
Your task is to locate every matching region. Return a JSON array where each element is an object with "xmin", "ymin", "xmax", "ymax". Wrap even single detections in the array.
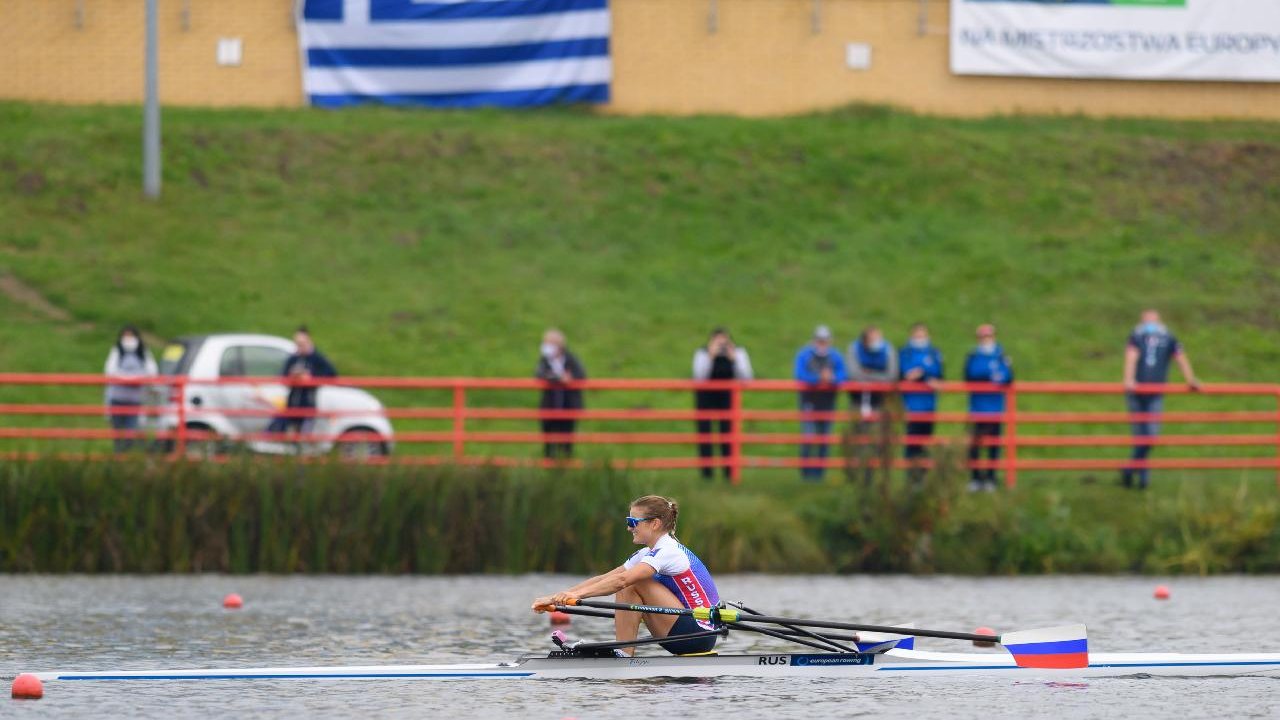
[
  {"xmin": 1000, "ymin": 624, "xmax": 1089, "ymax": 669},
  {"xmin": 855, "ymin": 623, "xmax": 916, "ymax": 653}
]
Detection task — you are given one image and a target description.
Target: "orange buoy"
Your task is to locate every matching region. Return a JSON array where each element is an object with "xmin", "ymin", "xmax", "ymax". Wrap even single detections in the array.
[
  {"xmin": 549, "ymin": 611, "xmax": 572, "ymax": 626},
  {"xmin": 11, "ymin": 673, "xmax": 43, "ymax": 699},
  {"xmin": 222, "ymin": 593, "xmax": 244, "ymax": 609},
  {"xmin": 1154, "ymin": 585, "xmax": 1170, "ymax": 600},
  {"xmin": 973, "ymin": 626, "xmax": 997, "ymax": 647}
]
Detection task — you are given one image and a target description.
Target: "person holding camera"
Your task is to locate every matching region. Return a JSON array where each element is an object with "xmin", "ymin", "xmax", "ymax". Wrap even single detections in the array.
[
  {"xmin": 692, "ymin": 327, "xmax": 754, "ymax": 480},
  {"xmin": 536, "ymin": 328, "xmax": 588, "ymax": 459},
  {"xmin": 794, "ymin": 325, "xmax": 848, "ymax": 481}
]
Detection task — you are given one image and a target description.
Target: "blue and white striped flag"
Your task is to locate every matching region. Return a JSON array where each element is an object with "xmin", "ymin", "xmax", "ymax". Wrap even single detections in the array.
[{"xmin": 298, "ymin": 0, "xmax": 611, "ymax": 108}]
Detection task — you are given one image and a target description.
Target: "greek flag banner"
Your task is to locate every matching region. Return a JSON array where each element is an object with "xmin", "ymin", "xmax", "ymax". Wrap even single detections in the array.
[{"xmin": 298, "ymin": 0, "xmax": 611, "ymax": 108}]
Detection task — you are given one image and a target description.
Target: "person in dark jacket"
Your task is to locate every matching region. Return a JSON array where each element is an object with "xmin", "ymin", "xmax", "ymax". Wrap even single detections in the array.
[
  {"xmin": 103, "ymin": 325, "xmax": 158, "ymax": 453},
  {"xmin": 1122, "ymin": 310, "xmax": 1200, "ymax": 489},
  {"xmin": 268, "ymin": 326, "xmax": 338, "ymax": 439},
  {"xmin": 536, "ymin": 328, "xmax": 587, "ymax": 459},
  {"xmin": 899, "ymin": 323, "xmax": 943, "ymax": 485},
  {"xmin": 964, "ymin": 323, "xmax": 1013, "ymax": 492},
  {"xmin": 692, "ymin": 327, "xmax": 754, "ymax": 480},
  {"xmin": 794, "ymin": 325, "xmax": 848, "ymax": 481}
]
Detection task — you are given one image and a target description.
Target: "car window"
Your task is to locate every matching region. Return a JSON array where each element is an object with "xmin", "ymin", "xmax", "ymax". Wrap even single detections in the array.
[
  {"xmin": 242, "ymin": 346, "xmax": 290, "ymax": 377},
  {"xmin": 159, "ymin": 341, "xmax": 192, "ymax": 376},
  {"xmin": 219, "ymin": 347, "xmax": 245, "ymax": 377}
]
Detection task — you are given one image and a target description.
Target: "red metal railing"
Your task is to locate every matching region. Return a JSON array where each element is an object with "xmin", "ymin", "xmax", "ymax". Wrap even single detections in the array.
[{"xmin": 0, "ymin": 373, "xmax": 1276, "ymax": 486}]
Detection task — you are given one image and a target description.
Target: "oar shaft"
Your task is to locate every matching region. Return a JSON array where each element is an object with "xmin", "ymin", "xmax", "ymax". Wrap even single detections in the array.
[
  {"xmin": 556, "ymin": 605, "xmax": 863, "ymax": 643},
  {"xmin": 569, "ymin": 599, "xmax": 999, "ymax": 643}
]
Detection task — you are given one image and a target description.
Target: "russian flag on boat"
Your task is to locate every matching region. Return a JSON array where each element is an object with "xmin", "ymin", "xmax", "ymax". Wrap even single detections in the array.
[
  {"xmin": 298, "ymin": 0, "xmax": 611, "ymax": 108},
  {"xmin": 1000, "ymin": 624, "xmax": 1089, "ymax": 669}
]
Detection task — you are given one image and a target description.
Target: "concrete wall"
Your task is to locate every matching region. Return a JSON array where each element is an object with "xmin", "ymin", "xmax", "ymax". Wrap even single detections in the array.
[{"xmin": 2, "ymin": 0, "xmax": 1277, "ymax": 119}]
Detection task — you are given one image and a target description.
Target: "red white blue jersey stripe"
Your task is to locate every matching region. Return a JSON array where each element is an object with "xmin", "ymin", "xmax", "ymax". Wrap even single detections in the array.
[{"xmin": 623, "ymin": 534, "xmax": 721, "ymax": 630}]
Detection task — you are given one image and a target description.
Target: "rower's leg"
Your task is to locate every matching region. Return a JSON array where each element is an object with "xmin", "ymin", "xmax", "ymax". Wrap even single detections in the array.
[{"xmin": 614, "ymin": 578, "xmax": 683, "ymax": 655}]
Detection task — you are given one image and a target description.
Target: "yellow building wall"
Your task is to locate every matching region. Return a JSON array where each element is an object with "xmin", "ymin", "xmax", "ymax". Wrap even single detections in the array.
[
  {"xmin": 0, "ymin": 0, "xmax": 302, "ymax": 107},
  {"xmin": 1, "ymin": 0, "xmax": 1277, "ymax": 119}
]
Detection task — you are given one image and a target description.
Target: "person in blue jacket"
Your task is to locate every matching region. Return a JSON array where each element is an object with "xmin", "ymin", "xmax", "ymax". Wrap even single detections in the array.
[
  {"xmin": 898, "ymin": 323, "xmax": 943, "ymax": 485},
  {"xmin": 794, "ymin": 325, "xmax": 848, "ymax": 481},
  {"xmin": 964, "ymin": 324, "xmax": 1013, "ymax": 492}
]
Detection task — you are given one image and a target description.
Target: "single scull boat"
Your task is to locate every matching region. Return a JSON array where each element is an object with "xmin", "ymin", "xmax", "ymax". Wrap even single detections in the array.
[{"xmin": 23, "ymin": 600, "xmax": 1280, "ymax": 683}]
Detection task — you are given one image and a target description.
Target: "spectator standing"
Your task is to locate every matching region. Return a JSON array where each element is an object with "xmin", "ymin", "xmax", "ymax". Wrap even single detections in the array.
[
  {"xmin": 847, "ymin": 326, "xmax": 897, "ymax": 483},
  {"xmin": 536, "ymin": 329, "xmax": 587, "ymax": 459},
  {"xmin": 692, "ymin": 328, "xmax": 754, "ymax": 480},
  {"xmin": 268, "ymin": 326, "xmax": 338, "ymax": 440},
  {"xmin": 794, "ymin": 325, "xmax": 848, "ymax": 481},
  {"xmin": 103, "ymin": 325, "xmax": 158, "ymax": 453},
  {"xmin": 1123, "ymin": 310, "xmax": 1199, "ymax": 489},
  {"xmin": 899, "ymin": 323, "xmax": 943, "ymax": 485},
  {"xmin": 964, "ymin": 324, "xmax": 1013, "ymax": 492}
]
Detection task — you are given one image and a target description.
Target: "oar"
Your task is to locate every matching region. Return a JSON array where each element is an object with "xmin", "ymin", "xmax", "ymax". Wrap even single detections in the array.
[
  {"xmin": 550, "ymin": 605, "xmax": 850, "ymax": 655},
  {"xmin": 553, "ymin": 605, "xmax": 870, "ymax": 644},
  {"xmin": 728, "ymin": 600, "xmax": 859, "ymax": 654},
  {"xmin": 562, "ymin": 599, "xmax": 1089, "ymax": 669}
]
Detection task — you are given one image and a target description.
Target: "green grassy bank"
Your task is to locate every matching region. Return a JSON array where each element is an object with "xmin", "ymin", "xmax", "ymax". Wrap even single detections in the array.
[
  {"xmin": 3, "ymin": 460, "xmax": 1276, "ymax": 575},
  {"xmin": 2, "ymin": 102, "xmax": 1279, "ymax": 381},
  {"xmin": 2, "ymin": 102, "xmax": 1279, "ymax": 470}
]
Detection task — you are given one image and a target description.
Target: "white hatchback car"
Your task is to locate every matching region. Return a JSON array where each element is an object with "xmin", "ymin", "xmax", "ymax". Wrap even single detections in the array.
[{"xmin": 149, "ymin": 333, "xmax": 394, "ymax": 458}]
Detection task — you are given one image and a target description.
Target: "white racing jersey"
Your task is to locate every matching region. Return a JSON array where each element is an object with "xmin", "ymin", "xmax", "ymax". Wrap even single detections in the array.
[{"xmin": 624, "ymin": 534, "xmax": 721, "ymax": 630}]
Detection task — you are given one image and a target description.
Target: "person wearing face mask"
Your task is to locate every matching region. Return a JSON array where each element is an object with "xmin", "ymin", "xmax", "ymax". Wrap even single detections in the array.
[
  {"xmin": 692, "ymin": 328, "xmax": 754, "ymax": 480},
  {"xmin": 898, "ymin": 323, "xmax": 944, "ymax": 486},
  {"xmin": 793, "ymin": 325, "xmax": 848, "ymax": 481},
  {"xmin": 964, "ymin": 324, "xmax": 1013, "ymax": 492},
  {"xmin": 104, "ymin": 325, "xmax": 158, "ymax": 453},
  {"xmin": 1122, "ymin": 309, "xmax": 1200, "ymax": 489},
  {"xmin": 536, "ymin": 328, "xmax": 587, "ymax": 459},
  {"xmin": 847, "ymin": 326, "xmax": 897, "ymax": 484}
]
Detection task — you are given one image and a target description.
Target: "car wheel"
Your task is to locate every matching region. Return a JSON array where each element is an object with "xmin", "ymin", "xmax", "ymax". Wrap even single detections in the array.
[
  {"xmin": 337, "ymin": 428, "xmax": 389, "ymax": 461},
  {"xmin": 183, "ymin": 424, "xmax": 225, "ymax": 459}
]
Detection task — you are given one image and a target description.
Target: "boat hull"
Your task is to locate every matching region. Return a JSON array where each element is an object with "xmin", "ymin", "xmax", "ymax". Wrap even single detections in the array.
[{"xmin": 28, "ymin": 649, "xmax": 1280, "ymax": 682}]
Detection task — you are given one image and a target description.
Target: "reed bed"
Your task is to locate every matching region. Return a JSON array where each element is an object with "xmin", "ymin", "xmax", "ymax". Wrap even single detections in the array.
[{"xmin": 1, "ymin": 459, "xmax": 1276, "ymax": 574}]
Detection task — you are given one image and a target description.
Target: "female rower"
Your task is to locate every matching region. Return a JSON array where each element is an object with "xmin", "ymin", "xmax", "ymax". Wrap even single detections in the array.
[{"xmin": 532, "ymin": 495, "xmax": 722, "ymax": 656}]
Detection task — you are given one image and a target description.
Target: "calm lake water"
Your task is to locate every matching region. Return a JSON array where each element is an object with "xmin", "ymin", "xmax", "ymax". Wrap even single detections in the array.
[{"xmin": 3, "ymin": 575, "xmax": 1279, "ymax": 719}]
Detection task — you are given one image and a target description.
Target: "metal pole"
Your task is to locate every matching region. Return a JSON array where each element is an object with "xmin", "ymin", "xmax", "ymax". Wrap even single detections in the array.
[{"xmin": 143, "ymin": 0, "xmax": 161, "ymax": 199}]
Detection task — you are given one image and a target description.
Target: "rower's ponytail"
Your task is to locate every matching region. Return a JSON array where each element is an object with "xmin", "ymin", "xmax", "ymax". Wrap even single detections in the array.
[{"xmin": 631, "ymin": 495, "xmax": 679, "ymax": 536}]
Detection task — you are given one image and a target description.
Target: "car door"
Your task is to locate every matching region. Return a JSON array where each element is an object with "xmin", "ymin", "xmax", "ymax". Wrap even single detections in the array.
[
  {"xmin": 212, "ymin": 345, "xmax": 289, "ymax": 438},
  {"xmin": 237, "ymin": 345, "xmax": 292, "ymax": 437}
]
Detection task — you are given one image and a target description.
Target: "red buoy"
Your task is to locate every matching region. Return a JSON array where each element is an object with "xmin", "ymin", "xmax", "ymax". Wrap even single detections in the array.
[
  {"xmin": 1154, "ymin": 585, "xmax": 1170, "ymax": 600},
  {"xmin": 549, "ymin": 611, "xmax": 572, "ymax": 626},
  {"xmin": 973, "ymin": 626, "xmax": 997, "ymax": 647},
  {"xmin": 222, "ymin": 593, "xmax": 244, "ymax": 609},
  {"xmin": 11, "ymin": 673, "xmax": 43, "ymax": 699}
]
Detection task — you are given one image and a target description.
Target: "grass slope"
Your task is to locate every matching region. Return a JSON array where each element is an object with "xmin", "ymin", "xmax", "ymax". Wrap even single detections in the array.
[
  {"xmin": 3, "ymin": 102, "xmax": 1279, "ymax": 378},
  {"xmin": 1, "ymin": 102, "xmax": 1278, "ymax": 470}
]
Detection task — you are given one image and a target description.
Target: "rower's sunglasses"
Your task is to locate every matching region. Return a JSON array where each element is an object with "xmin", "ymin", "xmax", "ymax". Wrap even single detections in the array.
[{"xmin": 625, "ymin": 516, "xmax": 657, "ymax": 529}]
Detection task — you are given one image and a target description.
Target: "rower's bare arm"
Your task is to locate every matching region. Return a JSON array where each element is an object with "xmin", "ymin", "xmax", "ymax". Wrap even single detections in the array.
[
  {"xmin": 532, "ymin": 566, "xmax": 628, "ymax": 611},
  {"xmin": 568, "ymin": 564, "xmax": 652, "ymax": 601},
  {"xmin": 563, "ymin": 566, "xmax": 626, "ymax": 595}
]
